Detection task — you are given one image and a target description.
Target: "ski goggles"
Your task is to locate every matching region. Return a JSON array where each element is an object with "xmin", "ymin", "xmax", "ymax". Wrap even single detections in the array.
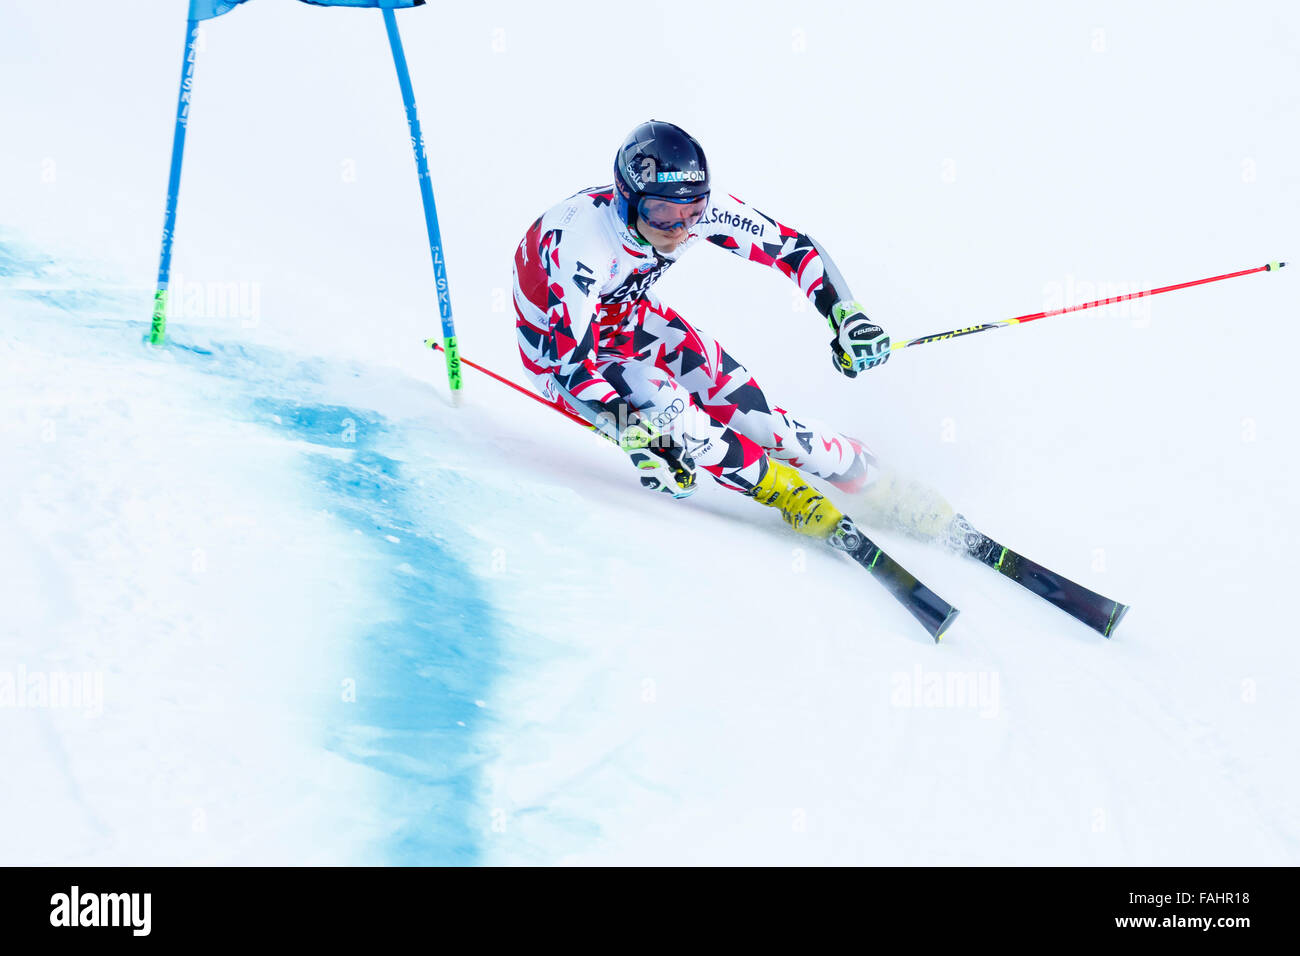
[{"xmin": 637, "ymin": 194, "xmax": 709, "ymax": 232}]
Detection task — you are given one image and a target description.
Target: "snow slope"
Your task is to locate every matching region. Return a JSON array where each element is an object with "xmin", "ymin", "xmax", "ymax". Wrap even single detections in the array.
[{"xmin": 1, "ymin": 0, "xmax": 1297, "ymax": 865}]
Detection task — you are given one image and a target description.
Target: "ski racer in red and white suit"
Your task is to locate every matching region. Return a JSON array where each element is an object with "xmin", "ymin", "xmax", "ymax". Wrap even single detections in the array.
[{"xmin": 512, "ymin": 183, "xmax": 885, "ymax": 500}]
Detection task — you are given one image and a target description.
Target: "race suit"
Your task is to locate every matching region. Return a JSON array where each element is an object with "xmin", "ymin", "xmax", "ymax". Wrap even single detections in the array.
[{"xmin": 511, "ymin": 185, "xmax": 875, "ymax": 495}]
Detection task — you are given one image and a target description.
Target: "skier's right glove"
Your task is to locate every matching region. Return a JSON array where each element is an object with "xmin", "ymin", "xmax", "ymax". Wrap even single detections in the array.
[
  {"xmin": 616, "ymin": 413, "xmax": 696, "ymax": 502},
  {"xmin": 619, "ymin": 413, "xmax": 698, "ymax": 499},
  {"xmin": 830, "ymin": 301, "xmax": 891, "ymax": 378}
]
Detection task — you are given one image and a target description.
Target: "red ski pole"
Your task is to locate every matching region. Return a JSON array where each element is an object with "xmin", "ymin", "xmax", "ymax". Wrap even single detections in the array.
[
  {"xmin": 896, "ymin": 260, "xmax": 1286, "ymax": 351},
  {"xmin": 423, "ymin": 338, "xmax": 599, "ymax": 433}
]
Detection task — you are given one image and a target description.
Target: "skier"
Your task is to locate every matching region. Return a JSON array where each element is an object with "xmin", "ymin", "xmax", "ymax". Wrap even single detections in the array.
[{"xmin": 511, "ymin": 119, "xmax": 941, "ymax": 540}]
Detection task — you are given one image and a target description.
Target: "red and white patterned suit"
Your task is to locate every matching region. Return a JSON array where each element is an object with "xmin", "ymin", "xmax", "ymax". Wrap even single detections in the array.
[{"xmin": 512, "ymin": 186, "xmax": 874, "ymax": 494}]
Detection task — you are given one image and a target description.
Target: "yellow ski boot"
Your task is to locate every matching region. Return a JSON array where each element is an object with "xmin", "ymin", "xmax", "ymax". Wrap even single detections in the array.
[{"xmin": 750, "ymin": 460, "xmax": 845, "ymax": 538}]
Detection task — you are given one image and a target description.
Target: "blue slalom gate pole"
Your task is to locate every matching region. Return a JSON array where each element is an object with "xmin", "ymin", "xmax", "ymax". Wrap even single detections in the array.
[
  {"xmin": 150, "ymin": 19, "xmax": 202, "ymax": 346},
  {"xmin": 382, "ymin": 7, "xmax": 463, "ymax": 404}
]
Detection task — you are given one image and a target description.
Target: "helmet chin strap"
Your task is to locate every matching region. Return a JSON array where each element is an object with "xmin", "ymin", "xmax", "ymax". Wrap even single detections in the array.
[{"xmin": 614, "ymin": 180, "xmax": 653, "ymax": 246}]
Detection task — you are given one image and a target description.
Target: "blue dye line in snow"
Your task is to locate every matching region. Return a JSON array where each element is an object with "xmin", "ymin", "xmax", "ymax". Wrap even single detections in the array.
[
  {"xmin": 245, "ymin": 401, "xmax": 500, "ymax": 866},
  {"xmin": 2, "ymin": 239, "xmax": 501, "ymax": 864}
]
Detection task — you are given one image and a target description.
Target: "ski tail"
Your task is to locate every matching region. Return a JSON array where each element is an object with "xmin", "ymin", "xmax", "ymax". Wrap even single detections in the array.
[{"xmin": 1102, "ymin": 600, "xmax": 1130, "ymax": 638}]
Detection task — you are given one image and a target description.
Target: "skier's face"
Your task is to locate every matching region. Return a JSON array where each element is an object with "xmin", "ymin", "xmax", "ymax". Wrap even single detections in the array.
[
  {"xmin": 636, "ymin": 217, "xmax": 690, "ymax": 253},
  {"xmin": 636, "ymin": 195, "xmax": 707, "ymax": 253},
  {"xmin": 617, "ymin": 179, "xmax": 696, "ymax": 252}
]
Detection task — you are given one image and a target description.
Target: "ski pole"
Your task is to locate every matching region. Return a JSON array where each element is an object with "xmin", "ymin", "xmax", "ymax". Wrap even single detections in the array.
[
  {"xmin": 895, "ymin": 260, "xmax": 1286, "ymax": 351},
  {"xmin": 423, "ymin": 339, "xmax": 600, "ymax": 433}
]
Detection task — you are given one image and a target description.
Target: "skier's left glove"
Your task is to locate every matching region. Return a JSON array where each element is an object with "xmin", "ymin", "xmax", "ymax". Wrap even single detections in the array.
[
  {"xmin": 829, "ymin": 301, "xmax": 890, "ymax": 378},
  {"xmin": 619, "ymin": 414, "xmax": 698, "ymax": 499}
]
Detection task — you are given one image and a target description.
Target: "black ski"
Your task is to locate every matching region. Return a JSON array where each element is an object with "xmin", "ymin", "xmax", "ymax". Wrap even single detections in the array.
[
  {"xmin": 949, "ymin": 518, "xmax": 1129, "ymax": 637},
  {"xmin": 829, "ymin": 519, "xmax": 960, "ymax": 642}
]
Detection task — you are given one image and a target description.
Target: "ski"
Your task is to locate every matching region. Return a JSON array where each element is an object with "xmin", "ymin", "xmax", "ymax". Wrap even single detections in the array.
[
  {"xmin": 829, "ymin": 519, "xmax": 960, "ymax": 642},
  {"xmin": 949, "ymin": 517, "xmax": 1129, "ymax": 637}
]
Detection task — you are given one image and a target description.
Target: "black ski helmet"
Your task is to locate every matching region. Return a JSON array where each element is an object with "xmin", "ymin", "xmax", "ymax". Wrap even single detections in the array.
[{"xmin": 613, "ymin": 120, "xmax": 710, "ymax": 234}]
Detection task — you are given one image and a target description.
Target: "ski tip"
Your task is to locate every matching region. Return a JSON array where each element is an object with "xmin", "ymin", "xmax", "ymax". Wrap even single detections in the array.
[
  {"xmin": 1103, "ymin": 602, "xmax": 1130, "ymax": 638},
  {"xmin": 933, "ymin": 607, "xmax": 961, "ymax": 643}
]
